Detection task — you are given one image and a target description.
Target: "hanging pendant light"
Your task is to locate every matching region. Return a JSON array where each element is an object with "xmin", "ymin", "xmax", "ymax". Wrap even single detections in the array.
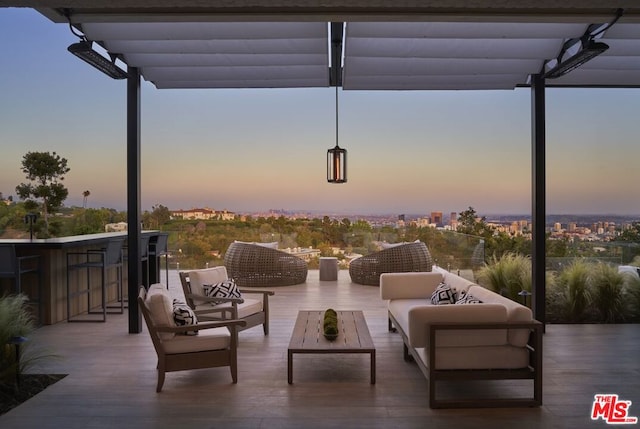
[{"xmin": 327, "ymin": 85, "xmax": 347, "ymax": 183}]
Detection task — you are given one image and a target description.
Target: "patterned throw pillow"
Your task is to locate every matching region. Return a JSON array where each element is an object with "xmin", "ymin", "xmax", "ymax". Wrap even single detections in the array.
[
  {"xmin": 430, "ymin": 282, "xmax": 457, "ymax": 305},
  {"xmin": 455, "ymin": 292, "xmax": 483, "ymax": 304},
  {"xmin": 172, "ymin": 299, "xmax": 198, "ymax": 335},
  {"xmin": 203, "ymin": 278, "xmax": 242, "ymax": 301}
]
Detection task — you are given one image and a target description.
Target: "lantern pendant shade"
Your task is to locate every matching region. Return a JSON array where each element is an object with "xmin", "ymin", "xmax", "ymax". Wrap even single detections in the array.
[{"xmin": 327, "ymin": 144, "xmax": 347, "ymax": 183}]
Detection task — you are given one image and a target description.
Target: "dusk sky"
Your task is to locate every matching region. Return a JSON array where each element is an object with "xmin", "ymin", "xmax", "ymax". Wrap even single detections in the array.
[{"xmin": 1, "ymin": 8, "xmax": 639, "ymax": 216}]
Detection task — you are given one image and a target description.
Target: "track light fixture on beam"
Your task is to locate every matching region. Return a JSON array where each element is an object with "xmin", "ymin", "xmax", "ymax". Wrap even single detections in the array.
[
  {"xmin": 68, "ymin": 40, "xmax": 128, "ymax": 80},
  {"xmin": 542, "ymin": 8, "xmax": 623, "ymax": 79},
  {"xmin": 542, "ymin": 38, "xmax": 608, "ymax": 79},
  {"xmin": 65, "ymin": 15, "xmax": 128, "ymax": 80}
]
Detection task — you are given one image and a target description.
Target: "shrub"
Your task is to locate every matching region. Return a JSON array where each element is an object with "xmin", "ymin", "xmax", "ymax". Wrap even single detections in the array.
[
  {"xmin": 476, "ymin": 252, "xmax": 531, "ymax": 302},
  {"xmin": 0, "ymin": 294, "xmax": 57, "ymax": 387},
  {"xmin": 555, "ymin": 259, "xmax": 592, "ymax": 323},
  {"xmin": 0, "ymin": 294, "xmax": 35, "ymax": 383},
  {"xmin": 621, "ymin": 273, "xmax": 640, "ymax": 322},
  {"xmin": 591, "ymin": 263, "xmax": 627, "ymax": 323},
  {"xmin": 545, "ymin": 273, "xmax": 566, "ymax": 323}
]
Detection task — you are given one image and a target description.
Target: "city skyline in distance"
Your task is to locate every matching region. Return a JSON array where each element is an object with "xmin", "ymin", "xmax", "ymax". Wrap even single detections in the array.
[{"xmin": 171, "ymin": 206, "xmax": 640, "ymax": 226}]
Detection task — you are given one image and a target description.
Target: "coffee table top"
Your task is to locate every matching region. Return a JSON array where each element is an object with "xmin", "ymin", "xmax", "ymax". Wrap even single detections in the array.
[{"xmin": 288, "ymin": 310, "xmax": 375, "ymax": 352}]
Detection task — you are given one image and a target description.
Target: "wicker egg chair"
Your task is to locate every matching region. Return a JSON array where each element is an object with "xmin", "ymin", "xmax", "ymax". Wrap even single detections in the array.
[
  {"xmin": 223, "ymin": 241, "xmax": 308, "ymax": 287},
  {"xmin": 348, "ymin": 241, "xmax": 433, "ymax": 286}
]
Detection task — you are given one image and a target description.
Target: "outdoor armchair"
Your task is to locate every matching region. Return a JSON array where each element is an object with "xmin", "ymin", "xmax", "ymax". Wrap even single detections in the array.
[
  {"xmin": 349, "ymin": 241, "xmax": 433, "ymax": 286},
  {"xmin": 138, "ymin": 285, "xmax": 246, "ymax": 392},
  {"xmin": 179, "ymin": 266, "xmax": 274, "ymax": 335},
  {"xmin": 223, "ymin": 241, "xmax": 308, "ymax": 287}
]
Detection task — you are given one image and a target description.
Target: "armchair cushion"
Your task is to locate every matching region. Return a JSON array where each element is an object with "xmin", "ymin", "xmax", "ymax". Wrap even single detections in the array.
[
  {"xmin": 204, "ymin": 278, "xmax": 242, "ymax": 300},
  {"xmin": 163, "ymin": 327, "xmax": 231, "ymax": 354},
  {"xmin": 145, "ymin": 285, "xmax": 176, "ymax": 340},
  {"xmin": 188, "ymin": 266, "xmax": 229, "ymax": 305},
  {"xmin": 207, "ymin": 298, "xmax": 263, "ymax": 319},
  {"xmin": 172, "ymin": 299, "xmax": 198, "ymax": 335}
]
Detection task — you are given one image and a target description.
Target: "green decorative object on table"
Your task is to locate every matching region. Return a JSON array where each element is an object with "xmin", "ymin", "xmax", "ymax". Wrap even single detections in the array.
[{"xmin": 323, "ymin": 308, "xmax": 339, "ymax": 341}]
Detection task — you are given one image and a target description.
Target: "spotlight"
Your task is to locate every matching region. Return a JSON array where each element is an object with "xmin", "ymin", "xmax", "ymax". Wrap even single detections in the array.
[{"xmin": 68, "ymin": 40, "xmax": 128, "ymax": 80}]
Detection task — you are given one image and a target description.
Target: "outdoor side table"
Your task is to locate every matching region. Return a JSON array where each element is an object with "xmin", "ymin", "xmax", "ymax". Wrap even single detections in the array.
[{"xmin": 319, "ymin": 257, "xmax": 338, "ymax": 281}]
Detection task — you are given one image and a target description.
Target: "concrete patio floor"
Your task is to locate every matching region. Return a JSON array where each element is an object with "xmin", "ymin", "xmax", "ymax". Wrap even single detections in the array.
[{"xmin": 1, "ymin": 269, "xmax": 639, "ymax": 428}]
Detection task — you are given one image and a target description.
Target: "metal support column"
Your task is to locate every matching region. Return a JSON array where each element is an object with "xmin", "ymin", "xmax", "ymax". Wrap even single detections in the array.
[
  {"xmin": 531, "ymin": 74, "xmax": 546, "ymax": 325},
  {"xmin": 127, "ymin": 67, "xmax": 142, "ymax": 333}
]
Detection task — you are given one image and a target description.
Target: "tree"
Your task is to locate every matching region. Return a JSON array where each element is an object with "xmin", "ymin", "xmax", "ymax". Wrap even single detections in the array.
[
  {"xmin": 616, "ymin": 223, "xmax": 640, "ymax": 242},
  {"xmin": 15, "ymin": 151, "xmax": 70, "ymax": 236},
  {"xmin": 457, "ymin": 207, "xmax": 487, "ymax": 236},
  {"xmin": 82, "ymin": 190, "xmax": 90, "ymax": 208},
  {"xmin": 142, "ymin": 204, "xmax": 171, "ymax": 230}
]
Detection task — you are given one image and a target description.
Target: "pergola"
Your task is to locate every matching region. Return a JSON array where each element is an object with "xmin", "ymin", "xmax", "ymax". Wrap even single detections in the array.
[{"xmin": 2, "ymin": 1, "xmax": 639, "ymax": 333}]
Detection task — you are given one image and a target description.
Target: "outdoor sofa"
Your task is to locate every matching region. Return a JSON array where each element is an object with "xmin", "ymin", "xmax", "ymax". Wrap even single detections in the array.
[{"xmin": 380, "ymin": 267, "xmax": 543, "ymax": 408}]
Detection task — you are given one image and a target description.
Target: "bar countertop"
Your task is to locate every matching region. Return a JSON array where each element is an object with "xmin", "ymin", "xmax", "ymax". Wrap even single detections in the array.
[{"xmin": 0, "ymin": 231, "xmax": 160, "ymax": 248}]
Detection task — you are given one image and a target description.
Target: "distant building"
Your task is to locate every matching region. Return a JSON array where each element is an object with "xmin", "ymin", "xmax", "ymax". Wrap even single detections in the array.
[
  {"xmin": 449, "ymin": 212, "xmax": 457, "ymax": 230},
  {"xmin": 397, "ymin": 214, "xmax": 405, "ymax": 228},
  {"xmin": 105, "ymin": 222, "xmax": 127, "ymax": 232},
  {"xmin": 431, "ymin": 211, "xmax": 443, "ymax": 227},
  {"xmin": 171, "ymin": 208, "xmax": 215, "ymax": 220},
  {"xmin": 416, "ymin": 217, "xmax": 431, "ymax": 228},
  {"xmin": 171, "ymin": 208, "xmax": 235, "ymax": 220},
  {"xmin": 215, "ymin": 210, "xmax": 235, "ymax": 221},
  {"xmin": 284, "ymin": 246, "xmax": 321, "ymax": 261}
]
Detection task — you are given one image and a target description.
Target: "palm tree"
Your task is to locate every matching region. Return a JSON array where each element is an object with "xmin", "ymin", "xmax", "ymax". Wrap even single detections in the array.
[{"xmin": 82, "ymin": 190, "xmax": 90, "ymax": 208}]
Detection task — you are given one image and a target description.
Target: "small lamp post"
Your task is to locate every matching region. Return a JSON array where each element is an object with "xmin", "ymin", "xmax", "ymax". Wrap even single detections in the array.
[{"xmin": 518, "ymin": 290, "xmax": 532, "ymax": 307}]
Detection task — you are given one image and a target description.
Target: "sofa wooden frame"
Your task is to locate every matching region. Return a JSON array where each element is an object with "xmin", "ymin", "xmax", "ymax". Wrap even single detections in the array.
[{"xmin": 388, "ymin": 311, "xmax": 543, "ymax": 409}]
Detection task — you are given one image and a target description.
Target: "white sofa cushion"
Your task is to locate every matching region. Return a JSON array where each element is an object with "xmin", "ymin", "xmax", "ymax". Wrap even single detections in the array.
[
  {"xmin": 380, "ymin": 272, "xmax": 443, "ymax": 300},
  {"xmin": 407, "ymin": 303, "xmax": 509, "ymax": 348},
  {"xmin": 439, "ymin": 268, "xmax": 476, "ymax": 295},
  {"xmin": 466, "ymin": 285, "xmax": 533, "ymax": 347},
  {"xmin": 388, "ymin": 299, "xmax": 431, "ymax": 340}
]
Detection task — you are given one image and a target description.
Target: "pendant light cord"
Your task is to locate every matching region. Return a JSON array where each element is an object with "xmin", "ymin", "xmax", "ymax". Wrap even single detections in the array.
[{"xmin": 335, "ymin": 85, "xmax": 339, "ymax": 148}]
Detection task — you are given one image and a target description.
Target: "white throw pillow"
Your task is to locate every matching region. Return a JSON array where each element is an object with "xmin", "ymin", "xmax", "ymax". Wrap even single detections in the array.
[
  {"xmin": 455, "ymin": 291, "xmax": 483, "ymax": 304},
  {"xmin": 430, "ymin": 282, "xmax": 457, "ymax": 305},
  {"xmin": 172, "ymin": 299, "xmax": 198, "ymax": 335},
  {"xmin": 203, "ymin": 278, "xmax": 242, "ymax": 301},
  {"xmin": 188, "ymin": 267, "xmax": 229, "ymax": 297}
]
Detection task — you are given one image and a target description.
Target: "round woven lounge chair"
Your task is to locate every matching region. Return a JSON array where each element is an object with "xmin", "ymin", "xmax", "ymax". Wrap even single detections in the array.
[
  {"xmin": 223, "ymin": 242, "xmax": 308, "ymax": 287},
  {"xmin": 348, "ymin": 241, "xmax": 433, "ymax": 286}
]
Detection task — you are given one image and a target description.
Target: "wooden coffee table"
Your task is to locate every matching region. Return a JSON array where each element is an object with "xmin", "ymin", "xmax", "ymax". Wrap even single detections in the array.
[{"xmin": 287, "ymin": 310, "xmax": 376, "ymax": 384}]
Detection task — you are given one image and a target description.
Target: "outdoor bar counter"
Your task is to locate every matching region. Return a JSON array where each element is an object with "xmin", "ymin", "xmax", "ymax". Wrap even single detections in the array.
[{"xmin": 0, "ymin": 231, "xmax": 165, "ymax": 324}]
